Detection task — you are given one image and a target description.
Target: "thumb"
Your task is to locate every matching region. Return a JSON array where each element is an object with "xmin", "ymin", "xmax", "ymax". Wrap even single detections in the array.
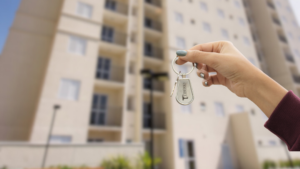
[{"xmin": 176, "ymin": 50, "xmax": 220, "ymax": 68}]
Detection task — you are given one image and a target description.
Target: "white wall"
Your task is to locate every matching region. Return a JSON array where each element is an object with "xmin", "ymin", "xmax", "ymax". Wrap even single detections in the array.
[{"xmin": 0, "ymin": 142, "xmax": 144, "ymax": 169}]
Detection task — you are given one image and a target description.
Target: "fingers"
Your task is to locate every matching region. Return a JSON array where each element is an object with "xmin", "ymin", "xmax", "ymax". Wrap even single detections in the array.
[
  {"xmin": 177, "ymin": 50, "xmax": 221, "ymax": 69},
  {"xmin": 190, "ymin": 41, "xmax": 232, "ymax": 53}
]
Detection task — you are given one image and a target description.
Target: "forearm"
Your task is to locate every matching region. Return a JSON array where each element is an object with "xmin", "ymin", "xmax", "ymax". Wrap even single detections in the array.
[{"xmin": 246, "ymin": 71, "xmax": 288, "ymax": 117}]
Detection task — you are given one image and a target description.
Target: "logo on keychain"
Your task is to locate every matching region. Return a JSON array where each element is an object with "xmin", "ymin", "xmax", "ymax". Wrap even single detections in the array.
[{"xmin": 170, "ymin": 57, "xmax": 196, "ymax": 105}]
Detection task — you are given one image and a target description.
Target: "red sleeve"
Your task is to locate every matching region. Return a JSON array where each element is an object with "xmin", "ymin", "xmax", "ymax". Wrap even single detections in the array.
[{"xmin": 264, "ymin": 91, "xmax": 300, "ymax": 151}]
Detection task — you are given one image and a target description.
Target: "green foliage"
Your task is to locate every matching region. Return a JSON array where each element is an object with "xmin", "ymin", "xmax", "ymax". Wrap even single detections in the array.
[
  {"xmin": 136, "ymin": 151, "xmax": 161, "ymax": 169},
  {"xmin": 101, "ymin": 155, "xmax": 133, "ymax": 169},
  {"xmin": 293, "ymin": 159, "xmax": 300, "ymax": 167},
  {"xmin": 279, "ymin": 160, "xmax": 293, "ymax": 167},
  {"xmin": 262, "ymin": 160, "xmax": 276, "ymax": 169},
  {"xmin": 0, "ymin": 166, "xmax": 7, "ymax": 169}
]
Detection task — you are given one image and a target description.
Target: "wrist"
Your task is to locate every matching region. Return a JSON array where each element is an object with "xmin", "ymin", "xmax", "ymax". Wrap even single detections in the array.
[{"xmin": 245, "ymin": 71, "xmax": 287, "ymax": 117}]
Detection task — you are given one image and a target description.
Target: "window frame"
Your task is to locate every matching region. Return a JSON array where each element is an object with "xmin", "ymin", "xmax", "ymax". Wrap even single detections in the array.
[
  {"xmin": 68, "ymin": 36, "xmax": 87, "ymax": 56},
  {"xmin": 76, "ymin": 1, "xmax": 93, "ymax": 19},
  {"xmin": 58, "ymin": 78, "xmax": 81, "ymax": 101}
]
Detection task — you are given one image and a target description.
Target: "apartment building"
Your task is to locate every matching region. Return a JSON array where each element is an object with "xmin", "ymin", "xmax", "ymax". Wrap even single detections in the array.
[{"xmin": 0, "ymin": 0, "xmax": 300, "ymax": 169}]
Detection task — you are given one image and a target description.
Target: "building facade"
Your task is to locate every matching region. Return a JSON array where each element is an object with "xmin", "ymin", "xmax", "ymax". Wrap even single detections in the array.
[{"xmin": 0, "ymin": 0, "xmax": 300, "ymax": 168}]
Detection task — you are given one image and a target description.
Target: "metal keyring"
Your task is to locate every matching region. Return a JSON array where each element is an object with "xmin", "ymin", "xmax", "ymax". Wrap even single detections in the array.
[{"xmin": 172, "ymin": 57, "xmax": 195, "ymax": 75}]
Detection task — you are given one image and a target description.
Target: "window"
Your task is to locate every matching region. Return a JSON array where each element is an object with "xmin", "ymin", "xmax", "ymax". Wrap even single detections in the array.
[
  {"xmin": 181, "ymin": 105, "xmax": 192, "ymax": 113},
  {"xmin": 200, "ymin": 2, "xmax": 208, "ymax": 12},
  {"xmin": 202, "ymin": 22, "xmax": 211, "ymax": 33},
  {"xmin": 191, "ymin": 19, "xmax": 195, "ymax": 24},
  {"xmin": 286, "ymin": 6, "xmax": 292, "ymax": 12},
  {"xmin": 281, "ymin": 16, "xmax": 287, "ymax": 23},
  {"xmin": 295, "ymin": 49, "xmax": 300, "ymax": 58},
  {"xmin": 96, "ymin": 57, "xmax": 111, "ymax": 80},
  {"xmin": 250, "ymin": 109, "xmax": 255, "ymax": 115},
  {"xmin": 129, "ymin": 62, "xmax": 135, "ymax": 74},
  {"xmin": 175, "ymin": 12, "xmax": 184, "ymax": 23},
  {"xmin": 176, "ymin": 37, "xmax": 186, "ymax": 49},
  {"xmin": 200, "ymin": 102, "xmax": 206, "ymax": 111},
  {"xmin": 238, "ymin": 17, "xmax": 245, "ymax": 26},
  {"xmin": 214, "ymin": 102, "xmax": 225, "ymax": 117},
  {"xmin": 77, "ymin": 2, "xmax": 93, "ymax": 18},
  {"xmin": 269, "ymin": 140, "xmax": 277, "ymax": 146},
  {"xmin": 101, "ymin": 26, "xmax": 114, "ymax": 42},
  {"xmin": 68, "ymin": 36, "xmax": 87, "ymax": 55},
  {"xmin": 293, "ymin": 20, "xmax": 298, "ymax": 27},
  {"xmin": 221, "ymin": 143, "xmax": 234, "ymax": 169},
  {"xmin": 144, "ymin": 17, "xmax": 153, "ymax": 28},
  {"xmin": 144, "ymin": 42, "xmax": 153, "ymax": 56},
  {"xmin": 234, "ymin": 0, "xmax": 240, "ymax": 8},
  {"xmin": 217, "ymin": 9, "xmax": 225, "ymax": 19},
  {"xmin": 58, "ymin": 79, "xmax": 80, "ymax": 100},
  {"xmin": 105, "ymin": 0, "xmax": 116, "ymax": 11},
  {"xmin": 276, "ymin": 1, "xmax": 281, "ymax": 7},
  {"xmin": 50, "ymin": 135, "xmax": 72, "ymax": 144},
  {"xmin": 243, "ymin": 36, "xmax": 251, "ymax": 46},
  {"xmin": 143, "ymin": 102, "xmax": 151, "ymax": 128},
  {"xmin": 221, "ymin": 29, "xmax": 229, "ymax": 39},
  {"xmin": 235, "ymin": 105, "xmax": 244, "ymax": 113},
  {"xmin": 288, "ymin": 32, "xmax": 293, "ymax": 39},
  {"xmin": 90, "ymin": 94, "xmax": 108, "ymax": 125},
  {"xmin": 179, "ymin": 140, "xmax": 196, "ymax": 169}
]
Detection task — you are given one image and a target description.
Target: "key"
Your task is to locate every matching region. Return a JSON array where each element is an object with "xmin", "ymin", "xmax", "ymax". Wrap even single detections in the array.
[{"xmin": 170, "ymin": 72, "xmax": 181, "ymax": 97}]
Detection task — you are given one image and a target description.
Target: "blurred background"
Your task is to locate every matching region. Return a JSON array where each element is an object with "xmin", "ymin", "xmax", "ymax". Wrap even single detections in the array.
[{"xmin": 0, "ymin": 0, "xmax": 300, "ymax": 169}]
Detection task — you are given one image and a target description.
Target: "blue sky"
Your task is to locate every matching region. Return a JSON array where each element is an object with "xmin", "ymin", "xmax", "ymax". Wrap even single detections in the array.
[{"xmin": 0, "ymin": 0, "xmax": 299, "ymax": 54}]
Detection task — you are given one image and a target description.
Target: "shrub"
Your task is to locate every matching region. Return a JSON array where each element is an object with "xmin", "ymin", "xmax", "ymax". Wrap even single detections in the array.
[
  {"xmin": 136, "ymin": 151, "xmax": 161, "ymax": 169},
  {"xmin": 262, "ymin": 160, "xmax": 276, "ymax": 169},
  {"xmin": 101, "ymin": 156, "xmax": 133, "ymax": 169}
]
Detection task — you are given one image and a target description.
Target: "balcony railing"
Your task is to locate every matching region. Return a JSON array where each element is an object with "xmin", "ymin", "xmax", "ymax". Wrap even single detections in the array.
[
  {"xmin": 144, "ymin": 18, "xmax": 162, "ymax": 32},
  {"xmin": 143, "ymin": 113, "xmax": 166, "ymax": 129},
  {"xmin": 144, "ymin": 0, "xmax": 161, "ymax": 7},
  {"xmin": 285, "ymin": 53, "xmax": 295, "ymax": 63},
  {"xmin": 272, "ymin": 17, "xmax": 281, "ymax": 26},
  {"xmin": 267, "ymin": 1, "xmax": 275, "ymax": 9},
  {"xmin": 278, "ymin": 35, "xmax": 288, "ymax": 43},
  {"xmin": 101, "ymin": 28, "xmax": 127, "ymax": 46},
  {"xmin": 293, "ymin": 75, "xmax": 300, "ymax": 84},
  {"xmin": 105, "ymin": 0, "xmax": 128, "ymax": 15},
  {"xmin": 90, "ymin": 107, "xmax": 122, "ymax": 127},
  {"xmin": 144, "ymin": 45, "xmax": 164, "ymax": 60},
  {"xmin": 144, "ymin": 79, "xmax": 164, "ymax": 92},
  {"xmin": 96, "ymin": 66, "xmax": 125, "ymax": 83}
]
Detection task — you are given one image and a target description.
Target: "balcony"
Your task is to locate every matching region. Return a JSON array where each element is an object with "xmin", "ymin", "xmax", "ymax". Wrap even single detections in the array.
[
  {"xmin": 272, "ymin": 17, "xmax": 281, "ymax": 26},
  {"xmin": 96, "ymin": 65, "xmax": 125, "ymax": 83},
  {"xmin": 101, "ymin": 28, "xmax": 127, "ymax": 46},
  {"xmin": 285, "ymin": 53, "xmax": 295, "ymax": 63},
  {"xmin": 90, "ymin": 107, "xmax": 122, "ymax": 127},
  {"xmin": 144, "ymin": 0, "xmax": 161, "ymax": 8},
  {"xmin": 278, "ymin": 35, "xmax": 288, "ymax": 44},
  {"xmin": 105, "ymin": 0, "xmax": 128, "ymax": 15},
  {"xmin": 293, "ymin": 75, "xmax": 300, "ymax": 84},
  {"xmin": 143, "ymin": 113, "xmax": 166, "ymax": 130},
  {"xmin": 144, "ymin": 18, "xmax": 162, "ymax": 32},
  {"xmin": 267, "ymin": 1, "xmax": 275, "ymax": 9},
  {"xmin": 144, "ymin": 44, "xmax": 163, "ymax": 60},
  {"xmin": 144, "ymin": 79, "xmax": 164, "ymax": 92}
]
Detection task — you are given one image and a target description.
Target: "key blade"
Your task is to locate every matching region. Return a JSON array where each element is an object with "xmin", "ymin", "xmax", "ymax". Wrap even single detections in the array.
[{"xmin": 170, "ymin": 81, "xmax": 177, "ymax": 97}]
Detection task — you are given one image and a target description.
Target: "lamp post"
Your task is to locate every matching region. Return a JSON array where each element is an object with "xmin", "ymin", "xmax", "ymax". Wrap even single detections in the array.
[
  {"xmin": 41, "ymin": 104, "xmax": 61, "ymax": 169},
  {"xmin": 141, "ymin": 69, "xmax": 168, "ymax": 169},
  {"xmin": 282, "ymin": 141, "xmax": 294, "ymax": 168}
]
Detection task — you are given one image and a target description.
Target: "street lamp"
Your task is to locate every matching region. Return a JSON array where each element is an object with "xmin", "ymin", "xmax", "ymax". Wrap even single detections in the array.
[
  {"xmin": 281, "ymin": 140, "xmax": 294, "ymax": 167},
  {"xmin": 41, "ymin": 104, "xmax": 61, "ymax": 168},
  {"xmin": 141, "ymin": 69, "xmax": 168, "ymax": 169}
]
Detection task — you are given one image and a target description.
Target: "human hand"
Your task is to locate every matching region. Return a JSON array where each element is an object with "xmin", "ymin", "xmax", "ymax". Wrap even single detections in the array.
[
  {"xmin": 176, "ymin": 41, "xmax": 287, "ymax": 117},
  {"xmin": 176, "ymin": 41, "xmax": 260, "ymax": 98}
]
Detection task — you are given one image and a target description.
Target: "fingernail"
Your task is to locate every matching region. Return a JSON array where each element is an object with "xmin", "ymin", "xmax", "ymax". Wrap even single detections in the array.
[
  {"xmin": 200, "ymin": 73, "xmax": 205, "ymax": 78},
  {"xmin": 176, "ymin": 50, "xmax": 187, "ymax": 56},
  {"xmin": 204, "ymin": 81, "xmax": 208, "ymax": 86}
]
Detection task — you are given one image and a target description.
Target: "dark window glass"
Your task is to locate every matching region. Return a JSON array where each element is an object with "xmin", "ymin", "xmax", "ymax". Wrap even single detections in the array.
[
  {"xmin": 101, "ymin": 26, "xmax": 114, "ymax": 42},
  {"xmin": 145, "ymin": 18, "xmax": 152, "ymax": 28},
  {"xmin": 96, "ymin": 57, "xmax": 111, "ymax": 80},
  {"xmin": 105, "ymin": 0, "xmax": 116, "ymax": 10},
  {"xmin": 144, "ymin": 42, "xmax": 153, "ymax": 56},
  {"xmin": 187, "ymin": 141, "xmax": 194, "ymax": 157}
]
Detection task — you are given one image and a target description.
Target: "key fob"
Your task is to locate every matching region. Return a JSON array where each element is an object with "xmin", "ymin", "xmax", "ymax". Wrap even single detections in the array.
[{"xmin": 176, "ymin": 78, "xmax": 194, "ymax": 105}]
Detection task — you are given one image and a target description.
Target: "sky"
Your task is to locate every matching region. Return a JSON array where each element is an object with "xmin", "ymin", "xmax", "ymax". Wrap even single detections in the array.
[{"xmin": 0, "ymin": 0, "xmax": 299, "ymax": 54}]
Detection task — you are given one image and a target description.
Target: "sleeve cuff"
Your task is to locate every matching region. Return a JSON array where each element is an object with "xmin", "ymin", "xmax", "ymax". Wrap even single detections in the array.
[{"xmin": 264, "ymin": 91, "xmax": 300, "ymax": 151}]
